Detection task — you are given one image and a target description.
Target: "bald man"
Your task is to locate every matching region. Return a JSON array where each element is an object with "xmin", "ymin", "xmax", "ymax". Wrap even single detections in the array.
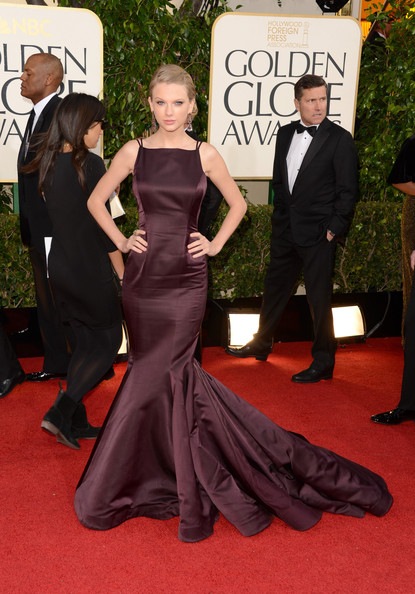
[{"xmin": 18, "ymin": 53, "xmax": 71, "ymax": 381}]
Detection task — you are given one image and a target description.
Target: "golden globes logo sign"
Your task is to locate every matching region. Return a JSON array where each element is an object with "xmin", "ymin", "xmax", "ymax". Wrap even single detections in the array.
[
  {"xmin": 209, "ymin": 14, "xmax": 361, "ymax": 179},
  {"xmin": 0, "ymin": 3, "xmax": 103, "ymax": 182}
]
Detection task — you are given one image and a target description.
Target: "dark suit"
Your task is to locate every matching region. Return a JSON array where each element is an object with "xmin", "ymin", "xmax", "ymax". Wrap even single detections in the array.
[
  {"xmin": 257, "ymin": 117, "xmax": 358, "ymax": 370},
  {"xmin": 0, "ymin": 322, "xmax": 23, "ymax": 383},
  {"xmin": 17, "ymin": 95, "xmax": 71, "ymax": 373},
  {"xmin": 399, "ymin": 272, "xmax": 415, "ymax": 410}
]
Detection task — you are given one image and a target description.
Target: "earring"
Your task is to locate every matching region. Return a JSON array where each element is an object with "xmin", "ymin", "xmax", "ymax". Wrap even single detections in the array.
[
  {"xmin": 185, "ymin": 114, "xmax": 193, "ymax": 132},
  {"xmin": 151, "ymin": 112, "xmax": 158, "ymax": 134}
]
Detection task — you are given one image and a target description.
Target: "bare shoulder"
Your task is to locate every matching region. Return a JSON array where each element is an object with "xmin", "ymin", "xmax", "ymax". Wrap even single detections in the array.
[
  {"xmin": 199, "ymin": 141, "xmax": 223, "ymax": 174},
  {"xmin": 110, "ymin": 138, "xmax": 140, "ymax": 171},
  {"xmin": 121, "ymin": 138, "xmax": 141, "ymax": 157},
  {"xmin": 199, "ymin": 141, "xmax": 218, "ymax": 160}
]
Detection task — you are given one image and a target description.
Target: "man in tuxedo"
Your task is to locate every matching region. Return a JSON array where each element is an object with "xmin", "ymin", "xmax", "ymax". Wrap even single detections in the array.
[
  {"xmin": 226, "ymin": 74, "xmax": 359, "ymax": 383},
  {"xmin": 18, "ymin": 52, "xmax": 71, "ymax": 382}
]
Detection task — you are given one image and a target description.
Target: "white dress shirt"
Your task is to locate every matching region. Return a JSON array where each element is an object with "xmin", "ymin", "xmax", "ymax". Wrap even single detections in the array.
[{"xmin": 286, "ymin": 122, "xmax": 318, "ymax": 194}]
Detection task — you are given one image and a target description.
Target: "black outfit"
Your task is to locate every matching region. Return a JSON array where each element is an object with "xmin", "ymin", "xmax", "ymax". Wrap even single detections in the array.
[
  {"xmin": 0, "ymin": 318, "xmax": 25, "ymax": 399},
  {"xmin": 387, "ymin": 135, "xmax": 415, "ymax": 186},
  {"xmin": 17, "ymin": 95, "xmax": 71, "ymax": 374},
  {"xmin": 43, "ymin": 152, "xmax": 122, "ymax": 404},
  {"xmin": 371, "ymin": 275, "xmax": 415, "ymax": 424},
  {"xmin": 40, "ymin": 152, "xmax": 123, "ymax": 449},
  {"xmin": 229, "ymin": 118, "xmax": 358, "ymax": 373},
  {"xmin": 388, "ymin": 135, "xmax": 415, "ymax": 409},
  {"xmin": 399, "ymin": 277, "xmax": 415, "ymax": 411},
  {"xmin": 74, "ymin": 140, "xmax": 392, "ymax": 542},
  {"xmin": 371, "ymin": 136, "xmax": 415, "ymax": 424}
]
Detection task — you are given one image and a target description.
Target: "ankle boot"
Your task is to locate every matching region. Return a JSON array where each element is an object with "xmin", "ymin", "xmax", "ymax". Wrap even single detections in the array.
[
  {"xmin": 71, "ymin": 402, "xmax": 101, "ymax": 439},
  {"xmin": 41, "ymin": 390, "xmax": 80, "ymax": 450}
]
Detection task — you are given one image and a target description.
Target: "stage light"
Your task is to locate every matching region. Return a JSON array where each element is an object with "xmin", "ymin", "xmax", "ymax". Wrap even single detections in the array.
[
  {"xmin": 227, "ymin": 310, "xmax": 260, "ymax": 347},
  {"xmin": 332, "ymin": 305, "xmax": 366, "ymax": 340},
  {"xmin": 227, "ymin": 304, "xmax": 366, "ymax": 347}
]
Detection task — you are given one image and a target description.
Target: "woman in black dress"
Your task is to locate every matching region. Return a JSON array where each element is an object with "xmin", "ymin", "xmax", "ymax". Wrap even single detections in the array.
[
  {"xmin": 74, "ymin": 66, "xmax": 392, "ymax": 542},
  {"xmin": 24, "ymin": 94, "xmax": 123, "ymax": 450}
]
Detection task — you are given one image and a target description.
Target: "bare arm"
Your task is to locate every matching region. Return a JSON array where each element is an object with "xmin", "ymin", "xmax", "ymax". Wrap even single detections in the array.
[
  {"xmin": 108, "ymin": 250, "xmax": 125, "ymax": 281},
  {"xmin": 188, "ymin": 143, "xmax": 247, "ymax": 258},
  {"xmin": 87, "ymin": 140, "xmax": 147, "ymax": 254},
  {"xmin": 392, "ymin": 181, "xmax": 415, "ymax": 196}
]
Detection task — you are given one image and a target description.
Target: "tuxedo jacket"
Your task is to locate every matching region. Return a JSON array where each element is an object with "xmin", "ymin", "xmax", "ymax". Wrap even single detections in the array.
[
  {"xmin": 271, "ymin": 117, "xmax": 359, "ymax": 248},
  {"xmin": 17, "ymin": 95, "xmax": 61, "ymax": 252}
]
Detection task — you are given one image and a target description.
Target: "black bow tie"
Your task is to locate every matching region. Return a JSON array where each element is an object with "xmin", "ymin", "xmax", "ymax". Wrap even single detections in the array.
[{"xmin": 296, "ymin": 124, "xmax": 317, "ymax": 137}]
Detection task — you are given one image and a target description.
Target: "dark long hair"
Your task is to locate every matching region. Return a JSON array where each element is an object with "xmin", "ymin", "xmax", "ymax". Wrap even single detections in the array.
[{"xmin": 23, "ymin": 93, "xmax": 105, "ymax": 192}]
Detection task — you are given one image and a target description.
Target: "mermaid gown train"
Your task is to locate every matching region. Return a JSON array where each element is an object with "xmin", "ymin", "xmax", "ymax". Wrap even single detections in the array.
[{"xmin": 74, "ymin": 141, "xmax": 392, "ymax": 542}]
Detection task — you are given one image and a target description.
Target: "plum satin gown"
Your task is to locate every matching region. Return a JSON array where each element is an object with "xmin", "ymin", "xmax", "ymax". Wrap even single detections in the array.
[{"xmin": 74, "ymin": 140, "xmax": 392, "ymax": 542}]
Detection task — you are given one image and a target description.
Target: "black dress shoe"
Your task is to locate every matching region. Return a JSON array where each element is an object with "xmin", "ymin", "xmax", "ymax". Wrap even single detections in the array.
[
  {"xmin": 225, "ymin": 341, "xmax": 273, "ymax": 362},
  {"xmin": 41, "ymin": 390, "xmax": 80, "ymax": 450},
  {"xmin": 291, "ymin": 366, "xmax": 334, "ymax": 383},
  {"xmin": 26, "ymin": 371, "xmax": 66, "ymax": 382},
  {"xmin": 0, "ymin": 370, "xmax": 26, "ymax": 399},
  {"xmin": 371, "ymin": 407, "xmax": 415, "ymax": 425},
  {"xmin": 71, "ymin": 402, "xmax": 101, "ymax": 439}
]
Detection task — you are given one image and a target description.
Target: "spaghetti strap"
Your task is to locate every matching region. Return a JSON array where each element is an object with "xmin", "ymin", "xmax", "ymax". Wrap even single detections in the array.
[
  {"xmin": 196, "ymin": 140, "xmax": 203, "ymax": 150},
  {"xmin": 136, "ymin": 138, "xmax": 143, "ymax": 147}
]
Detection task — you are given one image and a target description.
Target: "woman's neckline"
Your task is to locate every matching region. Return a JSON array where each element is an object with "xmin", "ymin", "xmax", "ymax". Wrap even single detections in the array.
[{"xmin": 142, "ymin": 145, "xmax": 198, "ymax": 151}]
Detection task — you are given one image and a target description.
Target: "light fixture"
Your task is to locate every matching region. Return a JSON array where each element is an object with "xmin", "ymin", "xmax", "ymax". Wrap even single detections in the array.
[
  {"xmin": 227, "ymin": 304, "xmax": 366, "ymax": 347},
  {"xmin": 332, "ymin": 305, "xmax": 366, "ymax": 341},
  {"xmin": 227, "ymin": 309, "xmax": 260, "ymax": 347}
]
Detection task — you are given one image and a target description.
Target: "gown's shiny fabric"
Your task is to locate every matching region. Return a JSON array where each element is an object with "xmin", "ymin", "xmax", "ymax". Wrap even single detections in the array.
[{"xmin": 74, "ymin": 142, "xmax": 392, "ymax": 542}]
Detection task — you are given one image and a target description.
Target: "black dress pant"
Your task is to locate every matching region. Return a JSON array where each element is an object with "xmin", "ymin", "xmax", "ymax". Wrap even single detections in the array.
[
  {"xmin": 399, "ymin": 270, "xmax": 415, "ymax": 410},
  {"xmin": 257, "ymin": 233, "xmax": 337, "ymax": 370},
  {"xmin": 29, "ymin": 246, "xmax": 71, "ymax": 374},
  {"xmin": 0, "ymin": 323, "xmax": 23, "ymax": 382}
]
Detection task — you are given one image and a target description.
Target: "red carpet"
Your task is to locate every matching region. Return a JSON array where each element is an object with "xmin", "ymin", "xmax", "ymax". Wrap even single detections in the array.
[{"xmin": 1, "ymin": 338, "xmax": 414, "ymax": 593}]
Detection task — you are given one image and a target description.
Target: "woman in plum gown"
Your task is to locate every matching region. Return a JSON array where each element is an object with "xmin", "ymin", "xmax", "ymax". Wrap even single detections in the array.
[{"xmin": 74, "ymin": 65, "xmax": 392, "ymax": 542}]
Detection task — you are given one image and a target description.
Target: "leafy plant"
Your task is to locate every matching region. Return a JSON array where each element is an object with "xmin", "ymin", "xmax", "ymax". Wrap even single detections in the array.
[
  {"xmin": 0, "ymin": 201, "xmax": 403, "ymax": 307},
  {"xmin": 356, "ymin": 0, "xmax": 415, "ymax": 202},
  {"xmin": 0, "ymin": 184, "xmax": 14, "ymax": 215},
  {"xmin": 0, "ymin": 214, "xmax": 34, "ymax": 308}
]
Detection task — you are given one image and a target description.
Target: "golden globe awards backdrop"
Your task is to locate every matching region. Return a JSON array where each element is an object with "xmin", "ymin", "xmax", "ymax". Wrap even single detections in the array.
[
  {"xmin": 0, "ymin": 2, "xmax": 103, "ymax": 182},
  {"xmin": 209, "ymin": 13, "xmax": 362, "ymax": 179}
]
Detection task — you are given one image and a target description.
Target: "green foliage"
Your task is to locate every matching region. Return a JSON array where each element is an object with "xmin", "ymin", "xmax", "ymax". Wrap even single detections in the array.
[
  {"xmin": 334, "ymin": 201, "xmax": 402, "ymax": 293},
  {"xmin": 0, "ymin": 214, "xmax": 34, "ymax": 308},
  {"xmin": 208, "ymin": 203, "xmax": 272, "ymax": 299},
  {"xmin": 0, "ymin": 201, "xmax": 402, "ymax": 307},
  {"xmin": 207, "ymin": 201, "xmax": 403, "ymax": 299},
  {"xmin": 0, "ymin": 184, "xmax": 13, "ymax": 214},
  {"xmin": 356, "ymin": 0, "xmax": 415, "ymax": 202}
]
